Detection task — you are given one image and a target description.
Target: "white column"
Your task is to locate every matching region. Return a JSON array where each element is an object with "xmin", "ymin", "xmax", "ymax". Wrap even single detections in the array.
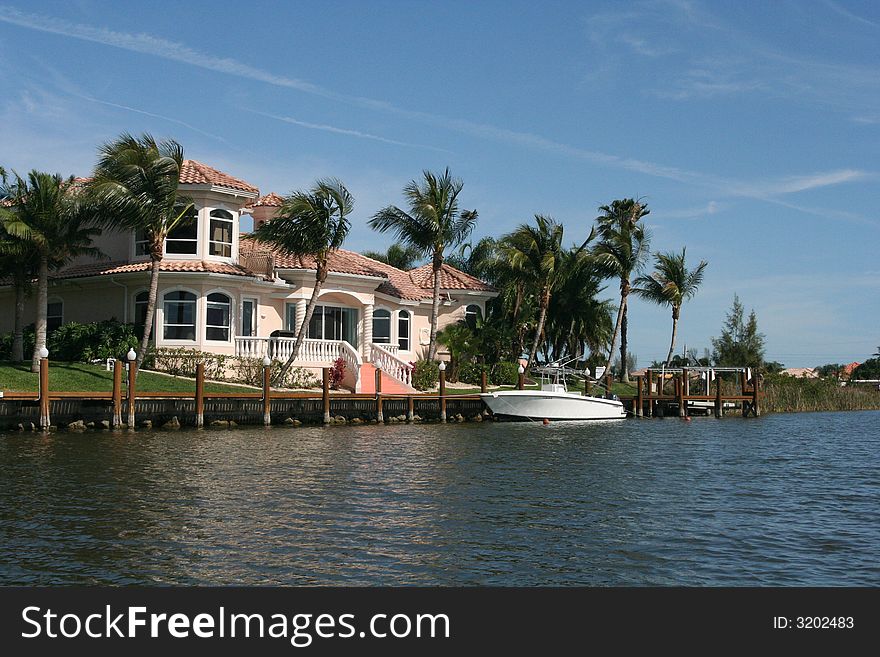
[
  {"xmin": 363, "ymin": 304, "xmax": 373, "ymax": 359},
  {"xmin": 295, "ymin": 299, "xmax": 307, "ymax": 334}
]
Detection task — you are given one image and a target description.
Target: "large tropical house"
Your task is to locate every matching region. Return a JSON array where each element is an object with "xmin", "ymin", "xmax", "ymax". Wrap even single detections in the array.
[{"xmin": 0, "ymin": 161, "xmax": 496, "ymax": 391}]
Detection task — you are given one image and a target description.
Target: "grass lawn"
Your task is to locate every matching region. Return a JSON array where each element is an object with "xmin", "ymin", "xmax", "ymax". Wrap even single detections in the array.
[{"xmin": 0, "ymin": 361, "xmax": 254, "ymax": 394}]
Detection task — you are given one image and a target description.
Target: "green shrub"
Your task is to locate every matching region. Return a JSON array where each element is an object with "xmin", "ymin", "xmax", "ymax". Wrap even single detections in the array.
[
  {"xmin": 411, "ymin": 359, "xmax": 439, "ymax": 391},
  {"xmin": 0, "ymin": 326, "xmax": 35, "ymax": 361},
  {"xmin": 46, "ymin": 320, "xmax": 139, "ymax": 362},
  {"xmin": 146, "ymin": 348, "xmax": 230, "ymax": 379},
  {"xmin": 458, "ymin": 361, "xmax": 491, "ymax": 386},
  {"xmin": 492, "ymin": 361, "xmax": 520, "ymax": 386}
]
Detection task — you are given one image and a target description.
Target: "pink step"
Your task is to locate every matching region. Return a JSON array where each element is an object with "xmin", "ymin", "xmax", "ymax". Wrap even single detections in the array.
[{"xmin": 360, "ymin": 363, "xmax": 416, "ymax": 394}]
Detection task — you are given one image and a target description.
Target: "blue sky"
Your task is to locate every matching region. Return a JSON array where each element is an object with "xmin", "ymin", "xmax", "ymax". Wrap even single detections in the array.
[{"xmin": 1, "ymin": 0, "xmax": 877, "ymax": 367}]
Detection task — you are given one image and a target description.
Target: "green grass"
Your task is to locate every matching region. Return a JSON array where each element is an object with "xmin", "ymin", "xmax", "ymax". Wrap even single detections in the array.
[{"xmin": 0, "ymin": 361, "xmax": 253, "ymax": 394}]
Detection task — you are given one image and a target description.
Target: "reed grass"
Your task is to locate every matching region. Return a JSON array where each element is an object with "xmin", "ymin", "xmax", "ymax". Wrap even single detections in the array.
[{"xmin": 761, "ymin": 375, "xmax": 880, "ymax": 413}]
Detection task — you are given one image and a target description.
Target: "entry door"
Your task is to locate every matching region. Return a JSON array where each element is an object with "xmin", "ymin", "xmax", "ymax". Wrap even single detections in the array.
[{"xmin": 241, "ymin": 298, "xmax": 257, "ymax": 336}]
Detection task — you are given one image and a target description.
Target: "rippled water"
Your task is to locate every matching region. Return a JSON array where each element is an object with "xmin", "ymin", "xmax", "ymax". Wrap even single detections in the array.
[{"xmin": 1, "ymin": 411, "xmax": 878, "ymax": 585}]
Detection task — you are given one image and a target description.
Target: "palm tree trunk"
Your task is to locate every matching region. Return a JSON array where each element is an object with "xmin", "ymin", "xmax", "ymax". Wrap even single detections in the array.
[
  {"xmin": 276, "ymin": 265, "xmax": 326, "ymax": 385},
  {"xmin": 31, "ymin": 254, "xmax": 49, "ymax": 372},
  {"xmin": 12, "ymin": 278, "xmax": 25, "ymax": 362},
  {"xmin": 602, "ymin": 292, "xmax": 627, "ymax": 388},
  {"xmin": 527, "ymin": 288, "xmax": 550, "ymax": 367},
  {"xmin": 620, "ymin": 305, "xmax": 629, "ymax": 383},
  {"xmin": 427, "ymin": 254, "xmax": 443, "ymax": 361},
  {"xmin": 135, "ymin": 256, "xmax": 161, "ymax": 371},
  {"xmin": 665, "ymin": 306, "xmax": 680, "ymax": 367}
]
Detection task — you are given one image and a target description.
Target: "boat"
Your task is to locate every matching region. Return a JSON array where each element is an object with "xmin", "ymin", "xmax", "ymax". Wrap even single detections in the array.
[{"xmin": 480, "ymin": 360, "xmax": 626, "ymax": 421}]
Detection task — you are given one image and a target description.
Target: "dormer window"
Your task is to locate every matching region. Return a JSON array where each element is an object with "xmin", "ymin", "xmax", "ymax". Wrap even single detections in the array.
[
  {"xmin": 166, "ymin": 205, "xmax": 199, "ymax": 255},
  {"xmin": 209, "ymin": 209, "xmax": 234, "ymax": 257}
]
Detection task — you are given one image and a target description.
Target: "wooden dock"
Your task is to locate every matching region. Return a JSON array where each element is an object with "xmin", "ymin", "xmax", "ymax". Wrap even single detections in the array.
[{"xmin": 624, "ymin": 367, "xmax": 761, "ymax": 418}]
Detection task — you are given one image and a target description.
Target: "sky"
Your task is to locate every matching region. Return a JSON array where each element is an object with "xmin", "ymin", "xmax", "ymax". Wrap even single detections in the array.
[{"xmin": 0, "ymin": 0, "xmax": 878, "ymax": 367}]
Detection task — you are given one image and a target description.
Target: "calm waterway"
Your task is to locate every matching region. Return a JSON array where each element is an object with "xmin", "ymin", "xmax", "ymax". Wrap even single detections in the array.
[{"xmin": 1, "ymin": 411, "xmax": 878, "ymax": 586}]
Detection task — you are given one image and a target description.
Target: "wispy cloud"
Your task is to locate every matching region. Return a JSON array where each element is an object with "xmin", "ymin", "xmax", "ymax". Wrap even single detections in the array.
[
  {"xmin": 248, "ymin": 110, "xmax": 451, "ymax": 153},
  {"xmin": 821, "ymin": 0, "xmax": 880, "ymax": 29},
  {"xmin": 658, "ymin": 200, "xmax": 721, "ymax": 219}
]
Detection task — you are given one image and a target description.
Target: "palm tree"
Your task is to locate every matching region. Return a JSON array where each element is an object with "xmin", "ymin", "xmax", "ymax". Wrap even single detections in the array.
[
  {"xmin": 253, "ymin": 179, "xmax": 353, "ymax": 384},
  {"xmin": 370, "ymin": 168, "xmax": 477, "ymax": 361},
  {"xmin": 90, "ymin": 133, "xmax": 188, "ymax": 369},
  {"xmin": 0, "ymin": 225, "xmax": 39, "ymax": 362},
  {"xmin": 635, "ymin": 248, "xmax": 708, "ymax": 367},
  {"xmin": 0, "ymin": 171, "xmax": 103, "ymax": 370},
  {"xmin": 592, "ymin": 198, "xmax": 650, "ymax": 384},
  {"xmin": 499, "ymin": 215, "xmax": 592, "ymax": 367},
  {"xmin": 362, "ymin": 243, "xmax": 423, "ymax": 270}
]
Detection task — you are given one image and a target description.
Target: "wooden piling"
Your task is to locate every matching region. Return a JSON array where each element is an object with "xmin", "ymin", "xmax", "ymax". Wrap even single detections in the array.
[
  {"xmin": 407, "ymin": 395, "xmax": 414, "ymax": 422},
  {"xmin": 195, "ymin": 362, "xmax": 205, "ymax": 428},
  {"xmin": 127, "ymin": 362, "xmax": 137, "ymax": 428},
  {"xmin": 375, "ymin": 366, "xmax": 384, "ymax": 423},
  {"xmin": 262, "ymin": 363, "xmax": 272, "ymax": 425},
  {"xmin": 715, "ymin": 373, "xmax": 723, "ymax": 418},
  {"xmin": 682, "ymin": 367, "xmax": 689, "ymax": 417},
  {"xmin": 112, "ymin": 359, "xmax": 123, "ymax": 428},
  {"xmin": 439, "ymin": 367, "xmax": 447, "ymax": 422},
  {"xmin": 752, "ymin": 373, "xmax": 760, "ymax": 417},
  {"xmin": 480, "ymin": 370, "xmax": 487, "ymax": 393},
  {"xmin": 322, "ymin": 367, "xmax": 330, "ymax": 424},
  {"xmin": 517, "ymin": 370, "xmax": 525, "ymax": 391},
  {"xmin": 38, "ymin": 356, "xmax": 50, "ymax": 429},
  {"xmin": 636, "ymin": 375, "xmax": 643, "ymax": 417},
  {"xmin": 584, "ymin": 376, "xmax": 592, "ymax": 396},
  {"xmin": 677, "ymin": 373, "xmax": 685, "ymax": 417},
  {"xmin": 646, "ymin": 370, "xmax": 654, "ymax": 417}
]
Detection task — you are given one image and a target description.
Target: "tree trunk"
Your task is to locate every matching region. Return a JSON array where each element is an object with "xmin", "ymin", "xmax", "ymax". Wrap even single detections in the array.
[
  {"xmin": 276, "ymin": 264, "xmax": 326, "ymax": 385},
  {"xmin": 427, "ymin": 253, "xmax": 443, "ymax": 361},
  {"xmin": 135, "ymin": 256, "xmax": 162, "ymax": 371},
  {"xmin": 665, "ymin": 306, "xmax": 680, "ymax": 367},
  {"xmin": 527, "ymin": 287, "xmax": 550, "ymax": 367},
  {"xmin": 31, "ymin": 254, "xmax": 49, "ymax": 372},
  {"xmin": 620, "ymin": 304, "xmax": 629, "ymax": 383},
  {"xmin": 602, "ymin": 289, "xmax": 627, "ymax": 388},
  {"xmin": 12, "ymin": 278, "xmax": 25, "ymax": 362}
]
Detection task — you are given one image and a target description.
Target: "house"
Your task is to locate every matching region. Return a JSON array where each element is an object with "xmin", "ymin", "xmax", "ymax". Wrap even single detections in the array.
[
  {"xmin": 840, "ymin": 362, "xmax": 861, "ymax": 380},
  {"xmin": 0, "ymin": 161, "xmax": 497, "ymax": 391},
  {"xmin": 780, "ymin": 367, "xmax": 818, "ymax": 378}
]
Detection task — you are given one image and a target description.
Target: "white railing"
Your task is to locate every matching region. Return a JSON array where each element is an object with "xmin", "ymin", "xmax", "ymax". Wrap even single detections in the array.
[
  {"xmin": 370, "ymin": 343, "xmax": 414, "ymax": 387},
  {"xmin": 234, "ymin": 336, "xmax": 362, "ymax": 366},
  {"xmin": 339, "ymin": 340, "xmax": 363, "ymax": 393}
]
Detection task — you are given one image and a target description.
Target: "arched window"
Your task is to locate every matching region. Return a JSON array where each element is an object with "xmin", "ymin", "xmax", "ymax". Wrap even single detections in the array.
[
  {"xmin": 206, "ymin": 292, "xmax": 232, "ymax": 341},
  {"xmin": 166, "ymin": 205, "xmax": 198, "ymax": 254},
  {"xmin": 163, "ymin": 290, "xmax": 197, "ymax": 340},
  {"xmin": 397, "ymin": 310, "xmax": 411, "ymax": 351},
  {"xmin": 372, "ymin": 308, "xmax": 391, "ymax": 344},
  {"xmin": 209, "ymin": 209, "xmax": 234, "ymax": 257},
  {"xmin": 465, "ymin": 304, "xmax": 482, "ymax": 329}
]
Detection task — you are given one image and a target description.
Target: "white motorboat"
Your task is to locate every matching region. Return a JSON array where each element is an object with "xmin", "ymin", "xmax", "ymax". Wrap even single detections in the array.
[{"xmin": 480, "ymin": 361, "xmax": 626, "ymax": 421}]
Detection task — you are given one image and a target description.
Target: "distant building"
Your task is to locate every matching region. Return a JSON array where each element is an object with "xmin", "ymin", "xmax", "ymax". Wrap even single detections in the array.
[
  {"xmin": 780, "ymin": 367, "xmax": 818, "ymax": 378},
  {"xmin": 840, "ymin": 362, "xmax": 861, "ymax": 379}
]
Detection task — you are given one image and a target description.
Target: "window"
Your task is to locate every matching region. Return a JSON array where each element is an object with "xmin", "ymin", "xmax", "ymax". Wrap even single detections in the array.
[
  {"xmin": 465, "ymin": 304, "xmax": 482, "ymax": 329},
  {"xmin": 163, "ymin": 290, "xmax": 197, "ymax": 340},
  {"xmin": 135, "ymin": 229, "xmax": 150, "ymax": 256},
  {"xmin": 209, "ymin": 209, "xmax": 234, "ymax": 257},
  {"xmin": 166, "ymin": 205, "xmax": 198, "ymax": 255},
  {"xmin": 135, "ymin": 291, "xmax": 149, "ymax": 328},
  {"xmin": 308, "ymin": 305, "xmax": 359, "ymax": 346},
  {"xmin": 206, "ymin": 292, "xmax": 231, "ymax": 341},
  {"xmin": 47, "ymin": 300, "xmax": 63, "ymax": 332},
  {"xmin": 397, "ymin": 310, "xmax": 411, "ymax": 351},
  {"xmin": 241, "ymin": 299, "xmax": 256, "ymax": 337},
  {"xmin": 372, "ymin": 308, "xmax": 391, "ymax": 344}
]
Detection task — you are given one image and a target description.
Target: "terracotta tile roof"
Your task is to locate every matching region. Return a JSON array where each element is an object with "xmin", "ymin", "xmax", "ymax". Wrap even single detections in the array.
[
  {"xmin": 52, "ymin": 259, "xmax": 257, "ymax": 280},
  {"xmin": 179, "ymin": 160, "xmax": 259, "ymax": 194},
  {"xmin": 244, "ymin": 192, "xmax": 285, "ymax": 209},
  {"xmin": 407, "ymin": 262, "xmax": 495, "ymax": 292}
]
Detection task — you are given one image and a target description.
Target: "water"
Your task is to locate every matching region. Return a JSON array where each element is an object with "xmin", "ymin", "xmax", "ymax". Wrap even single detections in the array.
[{"xmin": 1, "ymin": 411, "xmax": 878, "ymax": 586}]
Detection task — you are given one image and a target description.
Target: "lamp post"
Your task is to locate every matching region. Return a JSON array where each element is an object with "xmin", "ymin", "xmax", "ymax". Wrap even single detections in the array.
[
  {"xmin": 438, "ymin": 361, "xmax": 447, "ymax": 422},
  {"xmin": 38, "ymin": 346, "xmax": 50, "ymax": 429},
  {"xmin": 262, "ymin": 355, "xmax": 272, "ymax": 426},
  {"xmin": 517, "ymin": 364, "xmax": 525, "ymax": 391},
  {"xmin": 126, "ymin": 348, "xmax": 137, "ymax": 428}
]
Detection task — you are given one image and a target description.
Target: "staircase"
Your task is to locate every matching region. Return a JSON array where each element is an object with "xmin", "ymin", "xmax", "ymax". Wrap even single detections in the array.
[{"xmin": 359, "ymin": 363, "xmax": 417, "ymax": 394}]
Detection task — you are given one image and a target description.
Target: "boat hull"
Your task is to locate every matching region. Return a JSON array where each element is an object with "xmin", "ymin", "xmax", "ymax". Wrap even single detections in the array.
[{"xmin": 480, "ymin": 391, "xmax": 626, "ymax": 421}]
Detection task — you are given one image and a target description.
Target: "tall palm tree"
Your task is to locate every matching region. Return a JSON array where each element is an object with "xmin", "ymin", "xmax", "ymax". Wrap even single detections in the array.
[
  {"xmin": 90, "ymin": 133, "xmax": 188, "ymax": 369},
  {"xmin": 592, "ymin": 198, "xmax": 650, "ymax": 384},
  {"xmin": 499, "ymin": 215, "xmax": 592, "ymax": 367},
  {"xmin": 635, "ymin": 248, "xmax": 708, "ymax": 367},
  {"xmin": 370, "ymin": 168, "xmax": 477, "ymax": 361},
  {"xmin": 362, "ymin": 243, "xmax": 423, "ymax": 270},
  {"xmin": 0, "ymin": 171, "xmax": 103, "ymax": 370},
  {"xmin": 253, "ymin": 179, "xmax": 353, "ymax": 384},
  {"xmin": 0, "ymin": 226, "xmax": 39, "ymax": 362}
]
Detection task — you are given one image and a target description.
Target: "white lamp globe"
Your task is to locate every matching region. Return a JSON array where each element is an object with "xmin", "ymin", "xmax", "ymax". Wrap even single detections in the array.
[
  {"xmin": 127, "ymin": 348, "xmax": 137, "ymax": 361},
  {"xmin": 38, "ymin": 346, "xmax": 49, "ymax": 359},
  {"xmin": 262, "ymin": 355, "xmax": 272, "ymax": 367},
  {"xmin": 518, "ymin": 364, "xmax": 525, "ymax": 374},
  {"xmin": 438, "ymin": 361, "xmax": 446, "ymax": 371}
]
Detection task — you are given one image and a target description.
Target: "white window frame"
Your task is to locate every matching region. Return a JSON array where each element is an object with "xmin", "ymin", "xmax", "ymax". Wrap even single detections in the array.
[
  {"xmin": 465, "ymin": 304, "xmax": 482, "ymax": 329},
  {"xmin": 372, "ymin": 306, "xmax": 392, "ymax": 345},
  {"xmin": 134, "ymin": 229, "xmax": 150, "ymax": 257},
  {"xmin": 165, "ymin": 205, "xmax": 200, "ymax": 256},
  {"xmin": 47, "ymin": 297, "xmax": 63, "ymax": 331},
  {"xmin": 205, "ymin": 290, "xmax": 233, "ymax": 343},
  {"xmin": 208, "ymin": 208, "xmax": 234, "ymax": 258},
  {"xmin": 397, "ymin": 309, "xmax": 411, "ymax": 351},
  {"xmin": 241, "ymin": 297, "xmax": 258, "ymax": 337},
  {"xmin": 162, "ymin": 289, "xmax": 198, "ymax": 342}
]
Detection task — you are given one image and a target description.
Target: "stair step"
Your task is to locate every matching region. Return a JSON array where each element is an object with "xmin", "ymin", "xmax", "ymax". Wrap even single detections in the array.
[{"xmin": 360, "ymin": 363, "xmax": 416, "ymax": 394}]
